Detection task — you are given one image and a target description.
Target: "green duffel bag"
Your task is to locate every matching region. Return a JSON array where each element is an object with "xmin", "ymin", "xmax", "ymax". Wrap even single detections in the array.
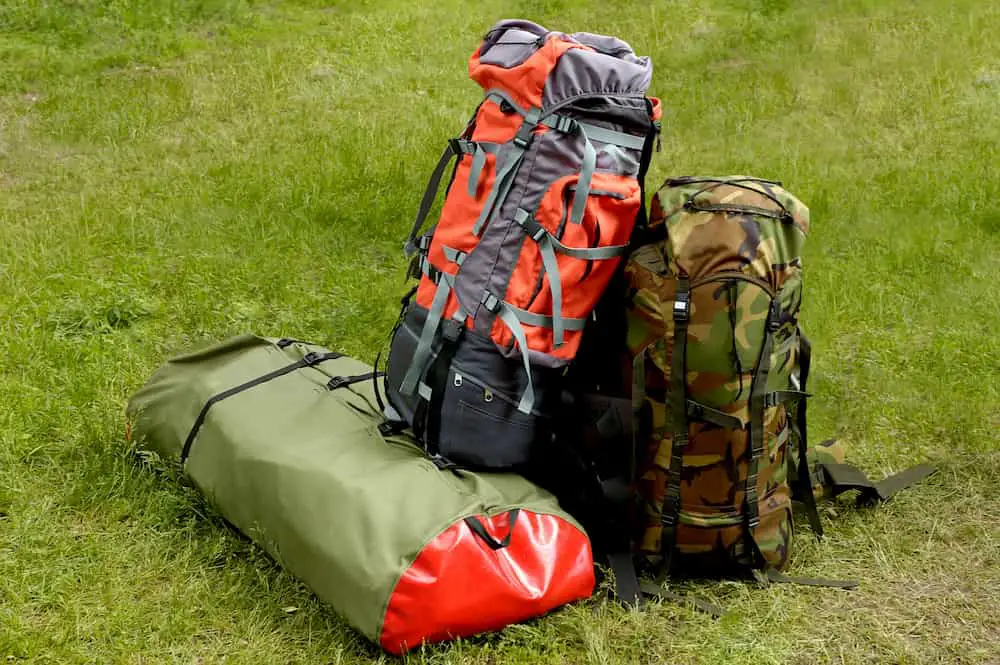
[{"xmin": 125, "ymin": 334, "xmax": 596, "ymax": 655}]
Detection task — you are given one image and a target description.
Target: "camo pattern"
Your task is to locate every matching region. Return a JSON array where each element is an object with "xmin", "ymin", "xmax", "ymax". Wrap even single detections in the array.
[{"xmin": 626, "ymin": 176, "xmax": 811, "ymax": 572}]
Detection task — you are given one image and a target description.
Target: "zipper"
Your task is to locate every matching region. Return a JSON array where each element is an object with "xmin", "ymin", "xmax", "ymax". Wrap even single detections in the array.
[{"xmin": 450, "ymin": 367, "xmax": 542, "ymax": 415}]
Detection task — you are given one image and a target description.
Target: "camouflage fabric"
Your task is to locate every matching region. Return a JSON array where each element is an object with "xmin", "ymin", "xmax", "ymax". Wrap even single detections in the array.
[{"xmin": 626, "ymin": 176, "xmax": 811, "ymax": 574}]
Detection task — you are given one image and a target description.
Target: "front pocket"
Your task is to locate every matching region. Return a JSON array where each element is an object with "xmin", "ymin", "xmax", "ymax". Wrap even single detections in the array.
[{"xmin": 437, "ymin": 369, "xmax": 543, "ymax": 469}]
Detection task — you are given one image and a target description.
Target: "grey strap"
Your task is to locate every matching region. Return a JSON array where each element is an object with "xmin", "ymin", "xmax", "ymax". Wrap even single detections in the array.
[
  {"xmin": 505, "ymin": 303, "xmax": 587, "ymax": 331},
  {"xmin": 570, "ymin": 123, "xmax": 597, "ymax": 225},
  {"xmin": 464, "ymin": 142, "xmax": 500, "ymax": 198},
  {"xmin": 536, "ymin": 234, "xmax": 566, "ymax": 347},
  {"xmin": 576, "ymin": 121, "xmax": 645, "ymax": 150},
  {"xmin": 441, "ymin": 246, "xmax": 467, "ymax": 266},
  {"xmin": 513, "ymin": 208, "xmax": 629, "ymax": 260},
  {"xmin": 468, "ymin": 144, "xmax": 487, "ymax": 197},
  {"xmin": 471, "ymin": 114, "xmax": 537, "ymax": 237},
  {"xmin": 417, "ymin": 382, "xmax": 432, "ymax": 401},
  {"xmin": 483, "ymin": 88, "xmax": 530, "ymax": 116},
  {"xmin": 399, "ymin": 274, "xmax": 453, "ymax": 396},
  {"xmin": 546, "ymin": 232, "xmax": 629, "ymax": 260},
  {"xmin": 495, "ymin": 302, "xmax": 535, "ymax": 414}
]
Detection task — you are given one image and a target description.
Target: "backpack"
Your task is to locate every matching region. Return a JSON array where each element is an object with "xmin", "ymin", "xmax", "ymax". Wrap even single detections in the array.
[
  {"xmin": 383, "ymin": 19, "xmax": 661, "ymax": 469},
  {"xmin": 620, "ymin": 176, "xmax": 935, "ymax": 598}
]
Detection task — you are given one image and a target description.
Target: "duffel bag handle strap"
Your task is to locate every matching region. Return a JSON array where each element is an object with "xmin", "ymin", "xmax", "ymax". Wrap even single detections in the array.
[{"xmin": 464, "ymin": 509, "xmax": 521, "ymax": 550}]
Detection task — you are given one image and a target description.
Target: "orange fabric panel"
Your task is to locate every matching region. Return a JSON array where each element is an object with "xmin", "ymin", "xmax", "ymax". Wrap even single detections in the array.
[
  {"xmin": 649, "ymin": 96, "xmax": 663, "ymax": 121},
  {"xmin": 469, "ymin": 35, "xmax": 589, "ymax": 109},
  {"xmin": 379, "ymin": 510, "xmax": 595, "ymax": 655},
  {"xmin": 491, "ymin": 172, "xmax": 641, "ymax": 360}
]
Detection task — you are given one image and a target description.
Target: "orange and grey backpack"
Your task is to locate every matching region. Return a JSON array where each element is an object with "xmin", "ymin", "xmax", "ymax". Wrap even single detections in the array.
[{"xmin": 383, "ymin": 19, "xmax": 661, "ymax": 469}]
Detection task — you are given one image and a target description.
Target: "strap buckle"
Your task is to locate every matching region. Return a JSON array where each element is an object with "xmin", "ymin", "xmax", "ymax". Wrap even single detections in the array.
[
  {"xmin": 441, "ymin": 319, "xmax": 464, "ymax": 344},
  {"xmin": 767, "ymin": 299, "xmax": 782, "ymax": 332},
  {"xmin": 673, "ymin": 293, "xmax": 690, "ymax": 322},
  {"xmin": 512, "ymin": 121, "xmax": 535, "ymax": 150},
  {"xmin": 480, "ymin": 291, "xmax": 501, "ymax": 314},
  {"xmin": 302, "ymin": 351, "xmax": 323, "ymax": 366},
  {"xmin": 326, "ymin": 376, "xmax": 349, "ymax": 390}
]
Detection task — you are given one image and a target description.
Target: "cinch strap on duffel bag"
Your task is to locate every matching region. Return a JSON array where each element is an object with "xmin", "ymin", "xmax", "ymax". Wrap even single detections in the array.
[{"xmin": 126, "ymin": 334, "xmax": 595, "ymax": 654}]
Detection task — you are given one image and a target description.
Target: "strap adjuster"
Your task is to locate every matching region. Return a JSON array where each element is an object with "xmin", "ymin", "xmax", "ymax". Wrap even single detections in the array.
[
  {"xmin": 326, "ymin": 376, "xmax": 349, "ymax": 390},
  {"xmin": 480, "ymin": 291, "xmax": 501, "ymax": 314},
  {"xmin": 302, "ymin": 351, "xmax": 323, "ymax": 366},
  {"xmin": 767, "ymin": 299, "xmax": 783, "ymax": 332},
  {"xmin": 550, "ymin": 115, "xmax": 576, "ymax": 133},
  {"xmin": 512, "ymin": 122, "xmax": 535, "ymax": 150},
  {"xmin": 441, "ymin": 319, "xmax": 464, "ymax": 344},
  {"xmin": 673, "ymin": 293, "xmax": 690, "ymax": 322}
]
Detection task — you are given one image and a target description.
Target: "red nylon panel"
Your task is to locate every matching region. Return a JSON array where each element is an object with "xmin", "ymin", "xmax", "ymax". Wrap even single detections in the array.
[
  {"xmin": 468, "ymin": 35, "xmax": 587, "ymax": 108},
  {"xmin": 490, "ymin": 172, "xmax": 641, "ymax": 361},
  {"xmin": 379, "ymin": 510, "xmax": 595, "ymax": 655}
]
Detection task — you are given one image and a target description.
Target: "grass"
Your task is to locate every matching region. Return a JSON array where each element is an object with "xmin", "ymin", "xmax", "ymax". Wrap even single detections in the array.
[{"xmin": 1, "ymin": 0, "xmax": 998, "ymax": 662}]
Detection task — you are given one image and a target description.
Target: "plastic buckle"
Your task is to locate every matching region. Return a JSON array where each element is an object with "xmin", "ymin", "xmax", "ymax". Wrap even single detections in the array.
[
  {"xmin": 441, "ymin": 319, "xmax": 464, "ymax": 344},
  {"xmin": 480, "ymin": 291, "xmax": 501, "ymax": 314},
  {"xmin": 428, "ymin": 453, "xmax": 457, "ymax": 471},
  {"xmin": 512, "ymin": 123, "xmax": 535, "ymax": 150},
  {"xmin": 673, "ymin": 294, "xmax": 690, "ymax": 323},
  {"xmin": 326, "ymin": 376, "xmax": 348, "ymax": 390},
  {"xmin": 447, "ymin": 137, "xmax": 463, "ymax": 155},
  {"xmin": 276, "ymin": 338, "xmax": 294, "ymax": 349},
  {"xmin": 767, "ymin": 299, "xmax": 782, "ymax": 332},
  {"xmin": 302, "ymin": 351, "xmax": 323, "ymax": 366}
]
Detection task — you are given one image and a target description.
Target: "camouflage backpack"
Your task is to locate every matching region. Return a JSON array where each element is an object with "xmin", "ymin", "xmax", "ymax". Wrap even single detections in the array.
[{"xmin": 622, "ymin": 176, "xmax": 934, "ymax": 596}]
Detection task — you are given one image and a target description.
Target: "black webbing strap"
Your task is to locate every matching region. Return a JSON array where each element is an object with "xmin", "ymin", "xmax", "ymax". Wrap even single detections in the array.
[
  {"xmin": 819, "ymin": 462, "xmax": 937, "ymax": 506},
  {"xmin": 464, "ymin": 509, "xmax": 520, "ymax": 550},
  {"xmin": 404, "ymin": 142, "xmax": 461, "ymax": 256},
  {"xmin": 745, "ymin": 299, "xmax": 781, "ymax": 558},
  {"xmin": 371, "ymin": 350, "xmax": 386, "ymax": 412},
  {"xmin": 326, "ymin": 371, "xmax": 383, "ymax": 391},
  {"xmin": 794, "ymin": 333, "xmax": 824, "ymax": 537},
  {"xmin": 415, "ymin": 319, "xmax": 464, "ymax": 450},
  {"xmin": 659, "ymin": 278, "xmax": 690, "ymax": 573},
  {"xmin": 686, "ymin": 399, "xmax": 745, "ymax": 430},
  {"xmin": 639, "ymin": 580, "xmax": 726, "ymax": 618},
  {"xmin": 759, "ymin": 568, "xmax": 860, "ymax": 590},
  {"xmin": 607, "ymin": 551, "xmax": 643, "ymax": 608},
  {"xmin": 633, "ymin": 98, "xmax": 660, "ymax": 233},
  {"xmin": 179, "ymin": 350, "xmax": 342, "ymax": 463}
]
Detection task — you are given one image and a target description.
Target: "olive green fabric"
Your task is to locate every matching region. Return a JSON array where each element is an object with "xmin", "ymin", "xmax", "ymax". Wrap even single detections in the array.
[{"xmin": 126, "ymin": 334, "xmax": 582, "ymax": 644}]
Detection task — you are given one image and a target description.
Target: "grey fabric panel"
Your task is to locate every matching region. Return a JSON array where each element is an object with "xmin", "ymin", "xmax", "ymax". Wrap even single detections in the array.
[
  {"xmin": 569, "ymin": 31, "xmax": 644, "ymax": 64},
  {"xmin": 541, "ymin": 47, "xmax": 653, "ymax": 110},
  {"xmin": 478, "ymin": 28, "xmax": 544, "ymax": 69}
]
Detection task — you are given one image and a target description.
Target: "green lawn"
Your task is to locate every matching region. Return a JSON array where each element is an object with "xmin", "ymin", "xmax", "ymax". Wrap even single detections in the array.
[{"xmin": 1, "ymin": 0, "xmax": 998, "ymax": 662}]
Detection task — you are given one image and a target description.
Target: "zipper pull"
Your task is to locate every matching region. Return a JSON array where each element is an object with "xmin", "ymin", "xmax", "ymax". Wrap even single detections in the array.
[{"xmin": 483, "ymin": 387, "xmax": 494, "ymax": 403}]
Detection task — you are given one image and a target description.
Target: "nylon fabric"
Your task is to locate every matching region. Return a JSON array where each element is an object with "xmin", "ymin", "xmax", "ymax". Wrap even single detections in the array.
[
  {"xmin": 400, "ymin": 274, "xmax": 454, "ymax": 397},
  {"xmin": 126, "ymin": 335, "xmax": 595, "ymax": 653},
  {"xmin": 569, "ymin": 123, "xmax": 597, "ymax": 225},
  {"xmin": 496, "ymin": 302, "xmax": 537, "ymax": 414}
]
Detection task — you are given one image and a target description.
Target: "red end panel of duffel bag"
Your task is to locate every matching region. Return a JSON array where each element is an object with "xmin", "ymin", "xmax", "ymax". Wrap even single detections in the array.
[{"xmin": 379, "ymin": 509, "xmax": 595, "ymax": 655}]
